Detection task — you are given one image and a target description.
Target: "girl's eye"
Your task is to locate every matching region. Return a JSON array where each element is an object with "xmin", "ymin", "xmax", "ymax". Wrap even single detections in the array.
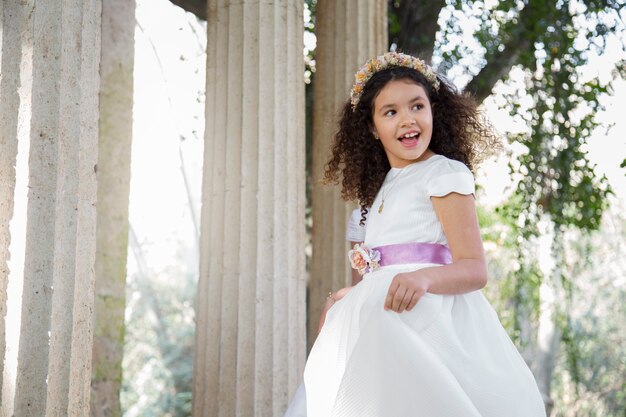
[
  {"xmin": 384, "ymin": 110, "xmax": 396, "ymax": 117},
  {"xmin": 412, "ymin": 104, "xmax": 423, "ymax": 111}
]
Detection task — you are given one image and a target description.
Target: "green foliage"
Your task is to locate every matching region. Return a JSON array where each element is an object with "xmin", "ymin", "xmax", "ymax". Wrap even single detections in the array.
[
  {"xmin": 493, "ymin": 5, "xmax": 621, "ymax": 401},
  {"xmin": 550, "ymin": 213, "xmax": 626, "ymax": 416},
  {"xmin": 500, "ymin": 1, "xmax": 617, "ymax": 230},
  {"xmin": 441, "ymin": 3, "xmax": 624, "ymax": 389},
  {"xmin": 388, "ymin": 9, "xmax": 402, "ymax": 37},
  {"xmin": 122, "ymin": 264, "xmax": 196, "ymax": 417},
  {"xmin": 482, "ymin": 197, "xmax": 541, "ymax": 346},
  {"xmin": 481, "ymin": 201, "xmax": 626, "ymax": 416},
  {"xmin": 304, "ymin": 0, "xmax": 316, "ymax": 78}
]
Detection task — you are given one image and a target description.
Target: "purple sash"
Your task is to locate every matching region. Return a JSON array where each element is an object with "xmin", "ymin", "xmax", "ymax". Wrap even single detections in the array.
[{"xmin": 372, "ymin": 242, "xmax": 452, "ymax": 266}]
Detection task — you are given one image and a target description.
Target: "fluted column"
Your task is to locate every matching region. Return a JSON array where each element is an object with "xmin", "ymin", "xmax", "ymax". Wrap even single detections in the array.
[
  {"xmin": 90, "ymin": 1, "xmax": 135, "ymax": 417},
  {"xmin": 309, "ymin": 0, "xmax": 388, "ymax": 345},
  {"xmin": 0, "ymin": 1, "xmax": 101, "ymax": 416},
  {"xmin": 0, "ymin": 1, "xmax": 31, "ymax": 410},
  {"xmin": 193, "ymin": 1, "xmax": 306, "ymax": 417}
]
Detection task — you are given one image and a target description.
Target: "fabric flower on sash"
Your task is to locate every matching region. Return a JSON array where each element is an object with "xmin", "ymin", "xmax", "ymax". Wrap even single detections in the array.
[{"xmin": 348, "ymin": 244, "xmax": 381, "ymax": 275}]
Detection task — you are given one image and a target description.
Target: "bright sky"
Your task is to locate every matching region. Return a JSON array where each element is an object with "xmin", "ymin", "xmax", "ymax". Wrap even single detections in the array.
[{"xmin": 128, "ymin": 0, "xmax": 205, "ymax": 277}]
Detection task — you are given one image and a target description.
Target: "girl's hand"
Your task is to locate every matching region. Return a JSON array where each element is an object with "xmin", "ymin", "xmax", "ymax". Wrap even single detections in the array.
[
  {"xmin": 318, "ymin": 286, "xmax": 353, "ymax": 333},
  {"xmin": 385, "ymin": 271, "xmax": 430, "ymax": 313}
]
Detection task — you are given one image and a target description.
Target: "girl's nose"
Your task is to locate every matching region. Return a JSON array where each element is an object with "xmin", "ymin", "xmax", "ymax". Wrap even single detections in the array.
[{"xmin": 400, "ymin": 117, "xmax": 416, "ymax": 127}]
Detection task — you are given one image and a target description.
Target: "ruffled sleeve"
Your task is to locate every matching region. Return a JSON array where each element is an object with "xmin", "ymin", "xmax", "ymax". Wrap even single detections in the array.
[
  {"xmin": 346, "ymin": 208, "xmax": 367, "ymax": 242},
  {"xmin": 427, "ymin": 158, "xmax": 475, "ymax": 198}
]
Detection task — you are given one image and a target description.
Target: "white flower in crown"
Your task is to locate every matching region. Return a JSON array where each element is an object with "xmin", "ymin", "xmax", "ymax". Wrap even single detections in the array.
[
  {"xmin": 350, "ymin": 52, "xmax": 440, "ymax": 111},
  {"xmin": 348, "ymin": 243, "xmax": 381, "ymax": 276}
]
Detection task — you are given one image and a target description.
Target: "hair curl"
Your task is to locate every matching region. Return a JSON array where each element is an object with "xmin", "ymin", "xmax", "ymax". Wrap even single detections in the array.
[{"xmin": 324, "ymin": 66, "xmax": 499, "ymax": 222}]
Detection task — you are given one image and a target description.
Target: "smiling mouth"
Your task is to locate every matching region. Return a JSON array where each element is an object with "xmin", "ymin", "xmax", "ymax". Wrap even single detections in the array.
[{"xmin": 398, "ymin": 131, "xmax": 420, "ymax": 143}]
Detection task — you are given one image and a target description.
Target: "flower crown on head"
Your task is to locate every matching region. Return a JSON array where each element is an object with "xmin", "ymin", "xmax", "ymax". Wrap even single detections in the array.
[{"xmin": 350, "ymin": 52, "xmax": 440, "ymax": 111}]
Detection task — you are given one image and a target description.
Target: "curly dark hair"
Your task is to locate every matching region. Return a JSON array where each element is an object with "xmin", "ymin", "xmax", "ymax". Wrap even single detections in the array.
[{"xmin": 324, "ymin": 66, "xmax": 499, "ymax": 222}]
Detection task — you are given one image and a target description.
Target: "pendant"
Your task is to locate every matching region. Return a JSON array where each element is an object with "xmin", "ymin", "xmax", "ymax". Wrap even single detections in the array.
[{"xmin": 378, "ymin": 201, "xmax": 384, "ymax": 213}]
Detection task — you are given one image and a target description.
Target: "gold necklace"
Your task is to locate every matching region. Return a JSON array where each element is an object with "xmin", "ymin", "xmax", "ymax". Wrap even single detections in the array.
[{"xmin": 378, "ymin": 167, "xmax": 409, "ymax": 213}]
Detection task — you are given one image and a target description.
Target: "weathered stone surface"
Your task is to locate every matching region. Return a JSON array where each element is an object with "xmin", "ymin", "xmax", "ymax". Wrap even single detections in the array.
[
  {"xmin": 0, "ymin": 3, "xmax": 34, "ymax": 416},
  {"xmin": 90, "ymin": 1, "xmax": 135, "ymax": 417},
  {"xmin": 1, "ymin": 1, "xmax": 101, "ymax": 416},
  {"xmin": 193, "ymin": 1, "xmax": 306, "ymax": 416},
  {"xmin": 0, "ymin": 0, "xmax": 25, "ymax": 406}
]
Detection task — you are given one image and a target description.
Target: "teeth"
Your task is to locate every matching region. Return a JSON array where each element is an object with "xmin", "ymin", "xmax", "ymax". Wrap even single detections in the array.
[{"xmin": 401, "ymin": 132, "xmax": 418, "ymax": 139}]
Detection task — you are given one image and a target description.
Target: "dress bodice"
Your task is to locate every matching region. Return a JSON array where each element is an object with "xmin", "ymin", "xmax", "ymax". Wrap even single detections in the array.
[{"xmin": 347, "ymin": 154, "xmax": 475, "ymax": 247}]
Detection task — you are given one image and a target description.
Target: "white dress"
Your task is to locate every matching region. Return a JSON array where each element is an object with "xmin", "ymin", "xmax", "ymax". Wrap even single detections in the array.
[{"xmin": 285, "ymin": 155, "xmax": 546, "ymax": 417}]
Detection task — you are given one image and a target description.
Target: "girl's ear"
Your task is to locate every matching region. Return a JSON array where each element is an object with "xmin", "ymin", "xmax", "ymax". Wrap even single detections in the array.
[{"xmin": 368, "ymin": 122, "xmax": 379, "ymax": 140}]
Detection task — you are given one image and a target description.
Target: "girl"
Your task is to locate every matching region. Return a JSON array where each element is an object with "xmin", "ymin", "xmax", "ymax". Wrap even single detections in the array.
[{"xmin": 285, "ymin": 52, "xmax": 546, "ymax": 417}]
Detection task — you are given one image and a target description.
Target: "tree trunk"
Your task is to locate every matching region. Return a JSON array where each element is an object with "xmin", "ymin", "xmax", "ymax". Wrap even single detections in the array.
[
  {"xmin": 462, "ymin": 0, "xmax": 538, "ymax": 102},
  {"xmin": 533, "ymin": 215, "xmax": 562, "ymax": 415},
  {"xmin": 388, "ymin": 0, "xmax": 445, "ymax": 63}
]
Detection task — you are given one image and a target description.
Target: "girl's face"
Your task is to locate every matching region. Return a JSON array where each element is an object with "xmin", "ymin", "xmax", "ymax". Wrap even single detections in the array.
[{"xmin": 371, "ymin": 79, "xmax": 434, "ymax": 168}]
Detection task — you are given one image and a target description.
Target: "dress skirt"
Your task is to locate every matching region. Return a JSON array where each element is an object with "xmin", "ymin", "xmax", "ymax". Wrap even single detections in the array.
[{"xmin": 287, "ymin": 263, "xmax": 546, "ymax": 417}]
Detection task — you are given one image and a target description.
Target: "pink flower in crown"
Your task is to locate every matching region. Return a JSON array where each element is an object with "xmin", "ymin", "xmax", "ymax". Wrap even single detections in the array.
[{"xmin": 348, "ymin": 244, "xmax": 381, "ymax": 276}]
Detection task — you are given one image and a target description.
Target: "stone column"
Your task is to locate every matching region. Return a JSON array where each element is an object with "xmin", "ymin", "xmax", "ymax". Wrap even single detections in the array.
[
  {"xmin": 0, "ymin": 2, "xmax": 32, "ymax": 410},
  {"xmin": 192, "ymin": 1, "xmax": 306, "ymax": 417},
  {"xmin": 0, "ymin": 1, "xmax": 101, "ymax": 416},
  {"xmin": 309, "ymin": 0, "xmax": 388, "ymax": 345},
  {"xmin": 90, "ymin": 1, "xmax": 135, "ymax": 417}
]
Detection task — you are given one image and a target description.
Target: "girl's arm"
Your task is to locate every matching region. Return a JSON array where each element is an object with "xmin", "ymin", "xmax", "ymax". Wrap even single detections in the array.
[
  {"xmin": 318, "ymin": 241, "xmax": 363, "ymax": 332},
  {"xmin": 317, "ymin": 286, "xmax": 353, "ymax": 332},
  {"xmin": 384, "ymin": 192, "xmax": 488, "ymax": 313}
]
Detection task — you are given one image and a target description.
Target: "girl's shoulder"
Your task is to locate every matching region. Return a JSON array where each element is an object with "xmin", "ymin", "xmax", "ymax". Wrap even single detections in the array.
[
  {"xmin": 423, "ymin": 154, "xmax": 475, "ymax": 198},
  {"xmin": 424, "ymin": 154, "xmax": 472, "ymax": 176}
]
